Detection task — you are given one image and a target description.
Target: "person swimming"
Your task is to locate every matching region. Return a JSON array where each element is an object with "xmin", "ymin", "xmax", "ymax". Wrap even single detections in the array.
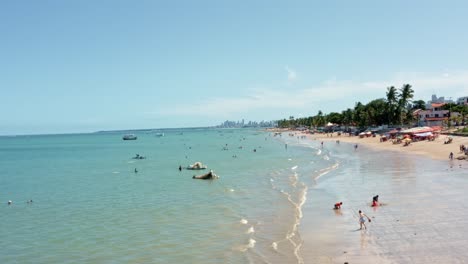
[{"xmin": 372, "ymin": 195, "xmax": 379, "ymax": 207}]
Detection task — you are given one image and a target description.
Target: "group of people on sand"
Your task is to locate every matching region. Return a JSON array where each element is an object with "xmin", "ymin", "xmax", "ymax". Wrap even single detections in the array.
[{"xmin": 334, "ymin": 194, "xmax": 380, "ymax": 230}]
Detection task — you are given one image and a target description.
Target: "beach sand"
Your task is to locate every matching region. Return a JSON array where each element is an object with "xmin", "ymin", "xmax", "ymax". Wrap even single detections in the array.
[
  {"xmin": 310, "ymin": 132, "xmax": 468, "ymax": 161},
  {"xmin": 294, "ymin": 131, "xmax": 468, "ymax": 263}
]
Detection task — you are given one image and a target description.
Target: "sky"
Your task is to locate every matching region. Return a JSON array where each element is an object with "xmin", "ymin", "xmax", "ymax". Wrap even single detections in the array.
[{"xmin": 1, "ymin": 1, "xmax": 468, "ymax": 135}]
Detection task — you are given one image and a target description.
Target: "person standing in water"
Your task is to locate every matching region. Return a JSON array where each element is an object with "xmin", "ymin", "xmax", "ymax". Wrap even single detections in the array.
[
  {"xmin": 179, "ymin": 165, "xmax": 182, "ymax": 171},
  {"xmin": 358, "ymin": 210, "xmax": 371, "ymax": 230}
]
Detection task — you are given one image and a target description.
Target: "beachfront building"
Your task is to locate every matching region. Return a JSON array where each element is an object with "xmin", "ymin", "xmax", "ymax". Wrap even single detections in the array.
[
  {"xmin": 457, "ymin": 96, "xmax": 468, "ymax": 105},
  {"xmin": 417, "ymin": 103, "xmax": 449, "ymax": 127}
]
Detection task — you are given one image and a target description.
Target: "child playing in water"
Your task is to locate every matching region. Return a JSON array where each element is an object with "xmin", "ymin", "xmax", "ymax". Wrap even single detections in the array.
[{"xmin": 358, "ymin": 210, "xmax": 371, "ymax": 230}]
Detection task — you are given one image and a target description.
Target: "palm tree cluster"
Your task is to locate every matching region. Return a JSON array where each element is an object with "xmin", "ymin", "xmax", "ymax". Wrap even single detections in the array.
[{"xmin": 277, "ymin": 84, "xmax": 420, "ymax": 129}]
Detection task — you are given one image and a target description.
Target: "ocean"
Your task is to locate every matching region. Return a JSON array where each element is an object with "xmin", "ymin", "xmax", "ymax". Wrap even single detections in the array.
[{"xmin": 1, "ymin": 128, "xmax": 467, "ymax": 263}]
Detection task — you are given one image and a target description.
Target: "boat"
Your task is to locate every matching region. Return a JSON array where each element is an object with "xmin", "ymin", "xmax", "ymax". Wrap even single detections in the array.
[
  {"xmin": 122, "ymin": 134, "xmax": 137, "ymax": 140},
  {"xmin": 155, "ymin": 133, "xmax": 165, "ymax": 137},
  {"xmin": 186, "ymin": 162, "xmax": 207, "ymax": 170},
  {"xmin": 193, "ymin": 170, "xmax": 219, "ymax": 180}
]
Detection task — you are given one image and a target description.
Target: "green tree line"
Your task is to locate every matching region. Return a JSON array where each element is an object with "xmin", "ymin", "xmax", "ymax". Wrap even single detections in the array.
[{"xmin": 277, "ymin": 84, "xmax": 467, "ymax": 129}]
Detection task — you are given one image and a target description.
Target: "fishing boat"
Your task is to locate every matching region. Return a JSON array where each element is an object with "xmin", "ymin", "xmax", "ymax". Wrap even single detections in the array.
[{"xmin": 122, "ymin": 134, "xmax": 137, "ymax": 140}]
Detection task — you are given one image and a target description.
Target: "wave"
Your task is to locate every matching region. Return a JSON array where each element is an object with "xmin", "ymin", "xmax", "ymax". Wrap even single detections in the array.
[
  {"xmin": 274, "ymin": 180, "xmax": 307, "ymax": 264},
  {"xmin": 313, "ymin": 162, "xmax": 340, "ymax": 181},
  {"xmin": 238, "ymin": 238, "xmax": 256, "ymax": 252}
]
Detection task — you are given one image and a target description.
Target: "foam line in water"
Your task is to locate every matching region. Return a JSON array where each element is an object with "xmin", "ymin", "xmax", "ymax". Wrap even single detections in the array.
[
  {"xmin": 275, "ymin": 181, "xmax": 308, "ymax": 264},
  {"xmin": 240, "ymin": 219, "xmax": 248, "ymax": 224},
  {"xmin": 316, "ymin": 149, "xmax": 322, "ymax": 155},
  {"xmin": 247, "ymin": 226, "xmax": 255, "ymax": 234},
  {"xmin": 112, "ymin": 171, "xmax": 120, "ymax": 174},
  {"xmin": 314, "ymin": 162, "xmax": 340, "ymax": 181},
  {"xmin": 238, "ymin": 238, "xmax": 256, "ymax": 252},
  {"xmin": 247, "ymin": 238, "xmax": 256, "ymax": 249},
  {"xmin": 290, "ymin": 172, "xmax": 298, "ymax": 187},
  {"xmin": 291, "ymin": 165, "xmax": 298, "ymax": 170}
]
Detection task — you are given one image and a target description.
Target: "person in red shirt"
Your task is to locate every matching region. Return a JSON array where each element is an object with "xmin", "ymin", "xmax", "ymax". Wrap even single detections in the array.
[{"xmin": 334, "ymin": 202, "xmax": 343, "ymax": 209}]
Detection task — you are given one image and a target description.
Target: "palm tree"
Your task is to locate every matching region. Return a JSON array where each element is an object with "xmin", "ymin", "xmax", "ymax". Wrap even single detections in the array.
[
  {"xmin": 398, "ymin": 84, "xmax": 414, "ymax": 124},
  {"xmin": 386, "ymin": 86, "xmax": 398, "ymax": 125}
]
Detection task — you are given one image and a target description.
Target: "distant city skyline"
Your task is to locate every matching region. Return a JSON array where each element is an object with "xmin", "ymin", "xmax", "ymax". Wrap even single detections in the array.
[{"xmin": 1, "ymin": 1, "xmax": 468, "ymax": 135}]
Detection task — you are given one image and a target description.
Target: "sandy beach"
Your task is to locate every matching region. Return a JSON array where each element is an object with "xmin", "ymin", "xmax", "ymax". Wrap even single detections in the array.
[
  {"xmin": 290, "ymin": 130, "xmax": 468, "ymax": 263},
  {"xmin": 310, "ymin": 132, "xmax": 468, "ymax": 162}
]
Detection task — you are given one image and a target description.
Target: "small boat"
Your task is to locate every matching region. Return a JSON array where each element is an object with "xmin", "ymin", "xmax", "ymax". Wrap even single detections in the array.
[
  {"xmin": 193, "ymin": 170, "xmax": 219, "ymax": 180},
  {"xmin": 186, "ymin": 162, "xmax": 207, "ymax": 170},
  {"xmin": 155, "ymin": 133, "xmax": 165, "ymax": 137},
  {"xmin": 123, "ymin": 134, "xmax": 137, "ymax": 140}
]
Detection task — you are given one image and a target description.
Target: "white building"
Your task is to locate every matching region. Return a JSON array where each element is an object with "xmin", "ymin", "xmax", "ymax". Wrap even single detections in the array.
[{"xmin": 418, "ymin": 103, "xmax": 449, "ymax": 127}]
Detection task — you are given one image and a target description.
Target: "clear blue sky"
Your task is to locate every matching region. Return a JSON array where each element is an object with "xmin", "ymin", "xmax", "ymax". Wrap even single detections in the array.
[{"xmin": 1, "ymin": 1, "xmax": 468, "ymax": 135}]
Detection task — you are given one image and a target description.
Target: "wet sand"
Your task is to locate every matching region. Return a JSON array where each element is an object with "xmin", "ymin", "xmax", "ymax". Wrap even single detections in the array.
[{"xmin": 297, "ymin": 135, "xmax": 468, "ymax": 263}]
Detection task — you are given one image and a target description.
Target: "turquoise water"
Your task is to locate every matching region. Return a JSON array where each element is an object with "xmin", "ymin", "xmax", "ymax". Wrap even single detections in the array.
[
  {"xmin": 2, "ymin": 129, "xmax": 468, "ymax": 263},
  {"xmin": 0, "ymin": 129, "xmax": 337, "ymax": 263}
]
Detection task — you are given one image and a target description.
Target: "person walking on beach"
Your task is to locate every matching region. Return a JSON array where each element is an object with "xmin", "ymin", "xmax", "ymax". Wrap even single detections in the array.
[
  {"xmin": 354, "ymin": 144, "xmax": 358, "ymax": 151},
  {"xmin": 358, "ymin": 210, "xmax": 371, "ymax": 230},
  {"xmin": 449, "ymin": 152, "xmax": 454, "ymax": 160}
]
